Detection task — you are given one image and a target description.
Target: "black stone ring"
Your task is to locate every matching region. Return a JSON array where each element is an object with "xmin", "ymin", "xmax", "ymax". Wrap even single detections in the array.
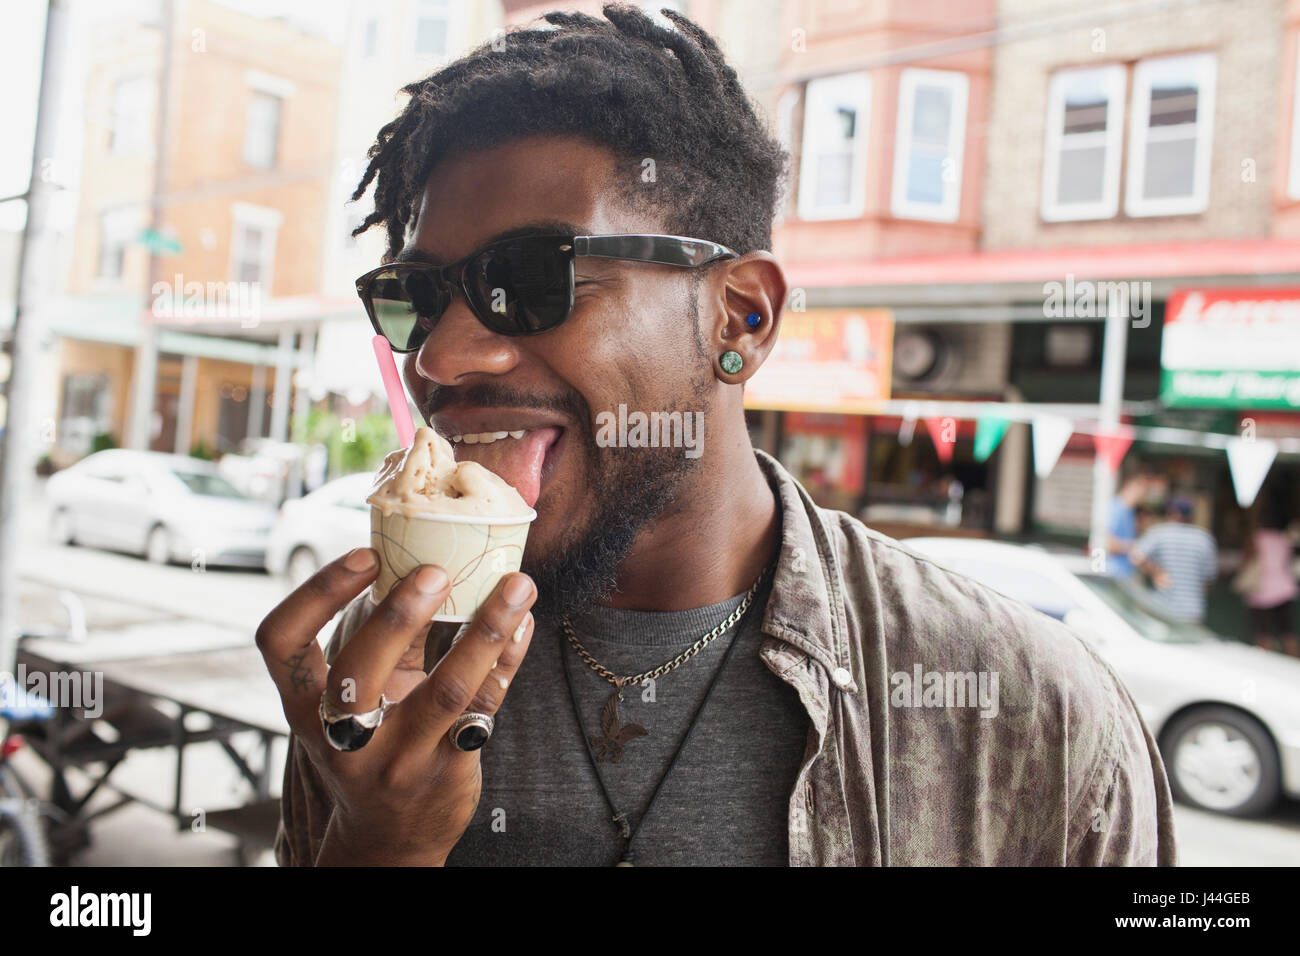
[
  {"xmin": 448, "ymin": 712, "xmax": 495, "ymax": 752},
  {"xmin": 319, "ymin": 692, "xmax": 394, "ymax": 753}
]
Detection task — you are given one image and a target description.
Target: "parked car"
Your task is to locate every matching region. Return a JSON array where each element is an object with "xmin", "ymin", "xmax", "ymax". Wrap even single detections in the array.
[
  {"xmin": 266, "ymin": 473, "xmax": 373, "ymax": 588},
  {"xmin": 903, "ymin": 536, "xmax": 1300, "ymax": 818},
  {"xmin": 46, "ymin": 449, "xmax": 276, "ymax": 568}
]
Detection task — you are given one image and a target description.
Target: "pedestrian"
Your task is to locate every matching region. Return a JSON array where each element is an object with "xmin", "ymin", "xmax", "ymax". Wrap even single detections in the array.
[
  {"xmin": 1108, "ymin": 466, "xmax": 1160, "ymax": 579},
  {"xmin": 1237, "ymin": 498, "xmax": 1299, "ymax": 656},
  {"xmin": 1132, "ymin": 496, "xmax": 1218, "ymax": 624}
]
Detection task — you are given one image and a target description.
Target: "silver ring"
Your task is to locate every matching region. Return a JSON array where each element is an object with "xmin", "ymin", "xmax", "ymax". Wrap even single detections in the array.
[
  {"xmin": 319, "ymin": 692, "xmax": 395, "ymax": 753},
  {"xmin": 448, "ymin": 712, "xmax": 495, "ymax": 752}
]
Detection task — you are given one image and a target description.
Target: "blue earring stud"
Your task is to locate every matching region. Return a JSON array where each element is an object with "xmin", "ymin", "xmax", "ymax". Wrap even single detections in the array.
[{"xmin": 746, "ymin": 313, "xmax": 761, "ymax": 328}]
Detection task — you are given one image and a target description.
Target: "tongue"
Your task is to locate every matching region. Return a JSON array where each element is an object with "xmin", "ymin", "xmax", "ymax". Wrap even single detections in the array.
[{"xmin": 454, "ymin": 426, "xmax": 560, "ymax": 510}]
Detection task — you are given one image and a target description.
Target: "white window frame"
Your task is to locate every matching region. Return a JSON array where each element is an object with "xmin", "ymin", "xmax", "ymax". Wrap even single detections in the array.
[
  {"xmin": 96, "ymin": 206, "xmax": 139, "ymax": 280},
  {"xmin": 413, "ymin": 0, "xmax": 462, "ymax": 60},
  {"xmin": 797, "ymin": 72, "xmax": 871, "ymax": 221},
  {"xmin": 243, "ymin": 90, "xmax": 282, "ymax": 169},
  {"xmin": 109, "ymin": 74, "xmax": 154, "ymax": 156},
  {"xmin": 1040, "ymin": 64, "xmax": 1125, "ymax": 222},
  {"xmin": 229, "ymin": 202, "xmax": 284, "ymax": 291},
  {"xmin": 362, "ymin": 18, "xmax": 379, "ymax": 59},
  {"xmin": 1125, "ymin": 52, "xmax": 1217, "ymax": 217},
  {"xmin": 245, "ymin": 69, "xmax": 296, "ymax": 100},
  {"xmin": 1289, "ymin": 37, "xmax": 1300, "ymax": 200},
  {"xmin": 890, "ymin": 68, "xmax": 968, "ymax": 222}
]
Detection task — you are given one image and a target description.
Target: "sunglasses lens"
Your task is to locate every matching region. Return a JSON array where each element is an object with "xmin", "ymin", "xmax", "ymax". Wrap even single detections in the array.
[
  {"xmin": 366, "ymin": 266, "xmax": 446, "ymax": 351},
  {"xmin": 466, "ymin": 239, "xmax": 571, "ymax": 334}
]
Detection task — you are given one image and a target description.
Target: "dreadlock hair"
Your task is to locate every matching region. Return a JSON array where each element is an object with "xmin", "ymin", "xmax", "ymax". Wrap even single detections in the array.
[{"xmin": 349, "ymin": 4, "xmax": 788, "ymax": 262}]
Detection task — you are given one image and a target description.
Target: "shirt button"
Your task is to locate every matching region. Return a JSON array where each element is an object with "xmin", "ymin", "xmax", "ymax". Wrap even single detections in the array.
[{"xmin": 832, "ymin": 666, "xmax": 852, "ymax": 688}]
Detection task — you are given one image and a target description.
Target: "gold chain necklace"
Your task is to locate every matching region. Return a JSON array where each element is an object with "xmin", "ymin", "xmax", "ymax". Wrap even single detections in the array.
[{"xmin": 559, "ymin": 564, "xmax": 770, "ymax": 762}]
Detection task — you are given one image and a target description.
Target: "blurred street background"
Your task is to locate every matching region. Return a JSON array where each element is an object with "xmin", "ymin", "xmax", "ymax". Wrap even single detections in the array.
[{"xmin": 1, "ymin": 0, "xmax": 1299, "ymax": 866}]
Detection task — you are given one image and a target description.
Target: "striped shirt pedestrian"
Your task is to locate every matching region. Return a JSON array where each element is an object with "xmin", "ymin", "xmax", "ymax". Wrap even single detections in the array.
[{"xmin": 1132, "ymin": 515, "xmax": 1217, "ymax": 623}]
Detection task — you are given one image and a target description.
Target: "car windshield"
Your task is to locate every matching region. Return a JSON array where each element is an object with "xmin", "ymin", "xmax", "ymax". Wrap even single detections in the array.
[
  {"xmin": 1078, "ymin": 574, "xmax": 1217, "ymax": 644},
  {"xmin": 172, "ymin": 470, "xmax": 246, "ymax": 499}
]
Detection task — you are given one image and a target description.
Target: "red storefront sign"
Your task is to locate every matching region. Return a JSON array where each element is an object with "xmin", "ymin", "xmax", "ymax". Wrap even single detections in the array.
[{"xmin": 744, "ymin": 308, "xmax": 893, "ymax": 413}]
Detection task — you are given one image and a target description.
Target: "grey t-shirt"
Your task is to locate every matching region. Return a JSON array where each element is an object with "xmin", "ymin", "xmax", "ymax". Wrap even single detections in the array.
[{"xmin": 444, "ymin": 573, "xmax": 809, "ymax": 866}]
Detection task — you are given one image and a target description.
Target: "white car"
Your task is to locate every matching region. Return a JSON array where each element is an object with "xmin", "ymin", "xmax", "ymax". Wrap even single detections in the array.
[
  {"xmin": 266, "ymin": 473, "xmax": 373, "ymax": 588},
  {"xmin": 46, "ymin": 449, "xmax": 276, "ymax": 568},
  {"xmin": 903, "ymin": 536, "xmax": 1300, "ymax": 818}
]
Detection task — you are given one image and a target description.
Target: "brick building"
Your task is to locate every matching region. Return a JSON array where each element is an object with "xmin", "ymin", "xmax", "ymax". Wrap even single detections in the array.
[{"xmin": 51, "ymin": 0, "xmax": 343, "ymax": 460}]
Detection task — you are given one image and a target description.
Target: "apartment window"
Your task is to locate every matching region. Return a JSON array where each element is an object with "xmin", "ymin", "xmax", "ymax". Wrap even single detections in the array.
[
  {"xmin": 230, "ymin": 203, "xmax": 283, "ymax": 289},
  {"xmin": 891, "ymin": 69, "xmax": 968, "ymax": 222},
  {"xmin": 109, "ymin": 75, "xmax": 153, "ymax": 155},
  {"xmin": 97, "ymin": 208, "xmax": 138, "ymax": 279},
  {"xmin": 1289, "ymin": 40, "xmax": 1300, "ymax": 200},
  {"xmin": 797, "ymin": 72, "xmax": 870, "ymax": 220},
  {"xmin": 1041, "ymin": 64, "xmax": 1125, "ymax": 221},
  {"xmin": 243, "ymin": 91, "xmax": 282, "ymax": 168},
  {"xmin": 415, "ymin": 0, "xmax": 450, "ymax": 57},
  {"xmin": 1125, "ymin": 53, "xmax": 1216, "ymax": 217}
]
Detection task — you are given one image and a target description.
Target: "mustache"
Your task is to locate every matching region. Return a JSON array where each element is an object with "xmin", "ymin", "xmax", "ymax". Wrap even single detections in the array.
[{"xmin": 419, "ymin": 382, "xmax": 590, "ymax": 430}]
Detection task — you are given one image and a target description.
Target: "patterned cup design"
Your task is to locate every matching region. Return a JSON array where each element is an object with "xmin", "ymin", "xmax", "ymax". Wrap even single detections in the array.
[{"xmin": 368, "ymin": 506, "xmax": 533, "ymax": 622}]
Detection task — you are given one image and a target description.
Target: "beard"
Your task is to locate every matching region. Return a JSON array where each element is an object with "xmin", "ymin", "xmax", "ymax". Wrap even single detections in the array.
[
  {"xmin": 524, "ymin": 431, "xmax": 701, "ymax": 622},
  {"xmin": 418, "ymin": 369, "xmax": 710, "ymax": 623}
]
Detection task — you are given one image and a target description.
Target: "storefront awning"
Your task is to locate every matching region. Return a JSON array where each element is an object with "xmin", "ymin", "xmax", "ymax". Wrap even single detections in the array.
[{"xmin": 783, "ymin": 239, "xmax": 1300, "ymax": 294}]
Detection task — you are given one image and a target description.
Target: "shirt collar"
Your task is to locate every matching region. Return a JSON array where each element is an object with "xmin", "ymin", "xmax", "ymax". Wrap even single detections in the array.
[{"xmin": 753, "ymin": 449, "xmax": 858, "ymax": 691}]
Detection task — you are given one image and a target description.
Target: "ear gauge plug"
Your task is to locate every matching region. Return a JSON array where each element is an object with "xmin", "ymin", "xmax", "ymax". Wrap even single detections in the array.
[
  {"xmin": 746, "ymin": 313, "xmax": 761, "ymax": 329},
  {"xmin": 720, "ymin": 350, "xmax": 743, "ymax": 374}
]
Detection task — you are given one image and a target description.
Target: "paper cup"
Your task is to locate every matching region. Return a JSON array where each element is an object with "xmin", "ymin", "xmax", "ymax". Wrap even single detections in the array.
[{"xmin": 368, "ymin": 506, "xmax": 536, "ymax": 622}]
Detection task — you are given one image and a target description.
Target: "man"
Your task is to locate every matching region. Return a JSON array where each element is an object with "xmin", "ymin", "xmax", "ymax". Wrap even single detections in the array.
[
  {"xmin": 1107, "ymin": 471, "xmax": 1148, "ymax": 579},
  {"xmin": 258, "ymin": 5, "xmax": 1175, "ymax": 866},
  {"xmin": 1107, "ymin": 466, "xmax": 1165, "ymax": 579},
  {"xmin": 1132, "ymin": 497, "xmax": 1218, "ymax": 624}
]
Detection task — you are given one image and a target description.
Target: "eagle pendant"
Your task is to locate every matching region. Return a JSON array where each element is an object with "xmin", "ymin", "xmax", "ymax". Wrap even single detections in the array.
[{"xmin": 589, "ymin": 687, "xmax": 647, "ymax": 762}]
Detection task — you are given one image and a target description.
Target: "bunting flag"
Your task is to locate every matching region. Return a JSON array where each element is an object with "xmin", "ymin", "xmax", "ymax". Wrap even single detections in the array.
[
  {"xmin": 1031, "ymin": 415, "xmax": 1074, "ymax": 478},
  {"xmin": 1091, "ymin": 425, "xmax": 1135, "ymax": 475},
  {"xmin": 1225, "ymin": 438, "xmax": 1278, "ymax": 508},
  {"xmin": 974, "ymin": 410, "xmax": 1012, "ymax": 462},
  {"xmin": 924, "ymin": 417, "xmax": 956, "ymax": 464}
]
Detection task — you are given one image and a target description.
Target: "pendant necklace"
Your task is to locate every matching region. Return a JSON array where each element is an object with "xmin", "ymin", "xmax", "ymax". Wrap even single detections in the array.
[
  {"xmin": 559, "ymin": 565, "xmax": 768, "ymax": 762},
  {"xmin": 558, "ymin": 563, "xmax": 771, "ymax": 865}
]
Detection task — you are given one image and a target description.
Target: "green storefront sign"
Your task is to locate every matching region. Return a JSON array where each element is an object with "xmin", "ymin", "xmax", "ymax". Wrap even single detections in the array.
[
  {"xmin": 1162, "ymin": 370, "xmax": 1300, "ymax": 409},
  {"xmin": 1160, "ymin": 288, "xmax": 1300, "ymax": 410}
]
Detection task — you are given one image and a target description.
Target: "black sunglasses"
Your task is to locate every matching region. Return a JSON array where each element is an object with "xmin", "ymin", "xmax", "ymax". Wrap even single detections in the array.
[{"xmin": 356, "ymin": 233, "xmax": 738, "ymax": 352}]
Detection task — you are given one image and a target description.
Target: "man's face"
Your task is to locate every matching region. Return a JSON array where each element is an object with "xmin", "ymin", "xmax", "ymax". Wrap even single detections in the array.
[{"xmin": 400, "ymin": 134, "xmax": 714, "ymax": 617}]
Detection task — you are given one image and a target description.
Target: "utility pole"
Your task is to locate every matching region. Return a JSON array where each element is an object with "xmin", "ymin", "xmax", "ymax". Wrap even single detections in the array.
[
  {"xmin": 125, "ymin": 0, "xmax": 175, "ymax": 450},
  {"xmin": 1089, "ymin": 292, "xmax": 1131, "ymax": 562},
  {"xmin": 0, "ymin": 0, "xmax": 72, "ymax": 675}
]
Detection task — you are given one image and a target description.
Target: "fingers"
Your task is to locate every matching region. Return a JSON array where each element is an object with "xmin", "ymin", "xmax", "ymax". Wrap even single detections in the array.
[
  {"xmin": 393, "ymin": 572, "xmax": 537, "ymax": 755},
  {"xmin": 464, "ymin": 611, "xmax": 535, "ymax": 714},
  {"xmin": 256, "ymin": 547, "xmax": 379, "ymax": 733},
  {"xmin": 385, "ymin": 608, "xmax": 535, "ymax": 783},
  {"xmin": 325, "ymin": 564, "xmax": 453, "ymax": 718}
]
